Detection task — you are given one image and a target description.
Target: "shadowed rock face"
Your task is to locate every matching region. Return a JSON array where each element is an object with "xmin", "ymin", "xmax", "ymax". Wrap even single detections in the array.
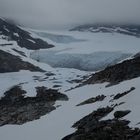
[
  {"xmin": 0, "ymin": 86, "xmax": 68, "ymax": 126},
  {"xmin": 114, "ymin": 110, "xmax": 131, "ymax": 119},
  {"xmin": 0, "ymin": 18, "xmax": 54, "ymax": 50},
  {"xmin": 0, "ymin": 50, "xmax": 43, "ymax": 73},
  {"xmin": 85, "ymin": 56, "xmax": 140, "ymax": 86}
]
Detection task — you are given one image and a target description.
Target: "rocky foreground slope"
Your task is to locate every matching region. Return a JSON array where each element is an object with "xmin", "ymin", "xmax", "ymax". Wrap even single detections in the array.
[
  {"xmin": 62, "ymin": 107, "xmax": 140, "ymax": 140},
  {"xmin": 62, "ymin": 56, "xmax": 140, "ymax": 140},
  {"xmin": 85, "ymin": 55, "xmax": 140, "ymax": 86}
]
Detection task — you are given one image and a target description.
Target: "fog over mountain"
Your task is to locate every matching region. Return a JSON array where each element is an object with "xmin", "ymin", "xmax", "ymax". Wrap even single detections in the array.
[{"xmin": 0, "ymin": 0, "xmax": 140, "ymax": 29}]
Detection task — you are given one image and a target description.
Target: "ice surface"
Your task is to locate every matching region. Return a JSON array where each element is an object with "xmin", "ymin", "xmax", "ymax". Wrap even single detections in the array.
[{"xmin": 31, "ymin": 50, "xmax": 131, "ymax": 71}]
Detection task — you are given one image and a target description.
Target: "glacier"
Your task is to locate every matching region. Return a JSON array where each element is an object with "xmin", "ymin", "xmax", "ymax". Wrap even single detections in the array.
[{"xmin": 31, "ymin": 50, "xmax": 131, "ymax": 71}]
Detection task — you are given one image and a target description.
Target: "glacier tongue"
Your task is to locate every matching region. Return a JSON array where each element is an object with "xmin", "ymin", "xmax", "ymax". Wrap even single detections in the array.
[{"xmin": 31, "ymin": 50, "xmax": 131, "ymax": 71}]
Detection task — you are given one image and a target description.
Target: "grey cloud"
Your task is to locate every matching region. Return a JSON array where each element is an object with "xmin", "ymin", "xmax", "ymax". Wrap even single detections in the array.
[{"xmin": 0, "ymin": 0, "xmax": 140, "ymax": 29}]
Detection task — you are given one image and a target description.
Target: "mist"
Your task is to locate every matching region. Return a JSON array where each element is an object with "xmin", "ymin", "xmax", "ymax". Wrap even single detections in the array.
[{"xmin": 0, "ymin": 0, "xmax": 140, "ymax": 29}]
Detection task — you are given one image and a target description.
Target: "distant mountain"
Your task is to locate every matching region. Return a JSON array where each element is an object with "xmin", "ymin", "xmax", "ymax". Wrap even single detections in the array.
[
  {"xmin": 70, "ymin": 24, "xmax": 140, "ymax": 37},
  {"xmin": 0, "ymin": 18, "xmax": 54, "ymax": 50}
]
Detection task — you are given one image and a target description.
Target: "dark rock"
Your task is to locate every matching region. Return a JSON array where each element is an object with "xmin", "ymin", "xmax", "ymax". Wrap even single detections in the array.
[
  {"xmin": 0, "ymin": 86, "xmax": 68, "ymax": 126},
  {"xmin": 53, "ymin": 85, "xmax": 62, "ymax": 88},
  {"xmin": 0, "ymin": 50, "xmax": 43, "ymax": 72},
  {"xmin": 76, "ymin": 95, "xmax": 106, "ymax": 106},
  {"xmin": 134, "ymin": 133, "xmax": 140, "ymax": 140},
  {"xmin": 133, "ymin": 52, "xmax": 140, "ymax": 58},
  {"xmin": 0, "ymin": 43, "xmax": 13, "ymax": 46},
  {"xmin": 113, "ymin": 87, "xmax": 135, "ymax": 100},
  {"xmin": 73, "ymin": 106, "xmax": 114, "ymax": 129},
  {"xmin": 1, "ymin": 86, "xmax": 25, "ymax": 103},
  {"xmin": 36, "ymin": 86, "xmax": 68, "ymax": 101},
  {"xmin": 12, "ymin": 48, "xmax": 26, "ymax": 57},
  {"xmin": 62, "ymin": 107, "xmax": 140, "ymax": 140},
  {"xmin": 45, "ymin": 72, "xmax": 55, "ymax": 76},
  {"xmin": 114, "ymin": 110, "xmax": 131, "ymax": 119}
]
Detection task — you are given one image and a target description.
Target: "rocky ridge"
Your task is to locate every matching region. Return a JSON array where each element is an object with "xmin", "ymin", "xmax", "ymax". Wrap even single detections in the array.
[{"xmin": 84, "ymin": 56, "xmax": 140, "ymax": 86}]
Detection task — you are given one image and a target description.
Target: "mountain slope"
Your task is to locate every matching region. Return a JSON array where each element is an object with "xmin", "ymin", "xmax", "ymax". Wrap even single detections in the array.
[
  {"xmin": 62, "ymin": 56, "xmax": 140, "ymax": 140},
  {"xmin": 85, "ymin": 56, "xmax": 140, "ymax": 86},
  {"xmin": 0, "ymin": 18, "xmax": 140, "ymax": 140},
  {"xmin": 0, "ymin": 50, "xmax": 43, "ymax": 73},
  {"xmin": 70, "ymin": 24, "xmax": 140, "ymax": 37},
  {"xmin": 0, "ymin": 18, "xmax": 54, "ymax": 50}
]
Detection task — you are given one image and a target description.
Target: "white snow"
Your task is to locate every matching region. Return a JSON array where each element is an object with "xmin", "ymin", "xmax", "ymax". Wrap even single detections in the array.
[
  {"xmin": 0, "ymin": 28, "xmax": 140, "ymax": 140},
  {"xmin": 13, "ymin": 33, "xmax": 19, "ymax": 37},
  {"xmin": 0, "ymin": 71, "xmax": 42, "ymax": 98},
  {"xmin": 27, "ymin": 39, "xmax": 36, "ymax": 43},
  {"xmin": 0, "ymin": 77, "xmax": 140, "ymax": 140},
  {"xmin": 3, "ymin": 25, "xmax": 9, "ymax": 32}
]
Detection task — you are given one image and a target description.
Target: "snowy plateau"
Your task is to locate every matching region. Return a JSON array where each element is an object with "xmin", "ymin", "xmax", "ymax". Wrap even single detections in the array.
[{"xmin": 0, "ymin": 18, "xmax": 140, "ymax": 140}]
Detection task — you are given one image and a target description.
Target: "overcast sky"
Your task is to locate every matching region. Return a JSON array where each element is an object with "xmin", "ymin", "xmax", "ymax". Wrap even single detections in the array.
[{"xmin": 0, "ymin": 0, "xmax": 140, "ymax": 29}]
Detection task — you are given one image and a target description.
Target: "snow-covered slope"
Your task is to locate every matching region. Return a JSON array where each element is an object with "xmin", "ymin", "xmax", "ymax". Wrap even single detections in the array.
[
  {"xmin": 0, "ymin": 18, "xmax": 140, "ymax": 140},
  {"xmin": 0, "ymin": 76, "xmax": 140, "ymax": 140}
]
